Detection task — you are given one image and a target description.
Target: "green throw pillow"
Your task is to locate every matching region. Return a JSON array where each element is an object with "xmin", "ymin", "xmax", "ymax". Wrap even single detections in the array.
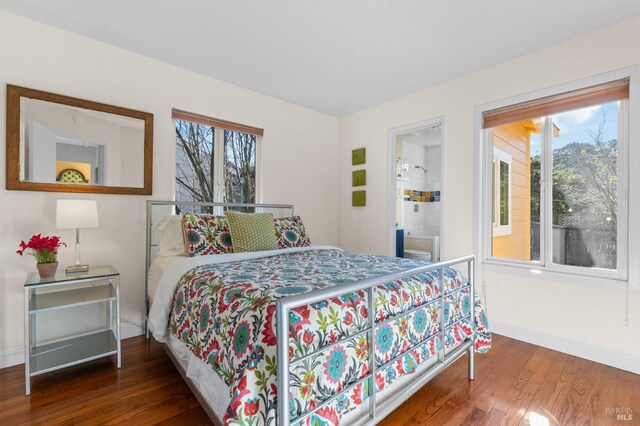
[{"xmin": 225, "ymin": 211, "xmax": 278, "ymax": 253}]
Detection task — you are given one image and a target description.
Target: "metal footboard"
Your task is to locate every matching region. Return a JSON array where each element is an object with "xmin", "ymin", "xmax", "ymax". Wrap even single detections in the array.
[{"xmin": 276, "ymin": 255, "xmax": 475, "ymax": 425}]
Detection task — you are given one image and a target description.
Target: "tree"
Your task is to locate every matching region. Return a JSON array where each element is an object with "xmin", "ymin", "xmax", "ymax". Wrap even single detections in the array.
[
  {"xmin": 224, "ymin": 130, "xmax": 256, "ymax": 204},
  {"xmin": 175, "ymin": 120, "xmax": 214, "ymax": 204},
  {"xmin": 175, "ymin": 120, "xmax": 256, "ymax": 211},
  {"xmin": 529, "ymin": 113, "xmax": 617, "ymax": 231}
]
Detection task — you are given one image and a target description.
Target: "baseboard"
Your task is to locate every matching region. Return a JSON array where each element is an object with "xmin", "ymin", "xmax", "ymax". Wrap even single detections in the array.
[
  {"xmin": 0, "ymin": 321, "xmax": 145, "ymax": 369},
  {"xmin": 490, "ymin": 320, "xmax": 640, "ymax": 375},
  {"xmin": 0, "ymin": 348, "xmax": 24, "ymax": 369},
  {"xmin": 120, "ymin": 321, "xmax": 145, "ymax": 340}
]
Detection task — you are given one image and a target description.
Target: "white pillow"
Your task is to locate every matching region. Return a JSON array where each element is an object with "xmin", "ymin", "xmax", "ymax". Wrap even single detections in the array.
[{"xmin": 153, "ymin": 215, "xmax": 186, "ymax": 256}]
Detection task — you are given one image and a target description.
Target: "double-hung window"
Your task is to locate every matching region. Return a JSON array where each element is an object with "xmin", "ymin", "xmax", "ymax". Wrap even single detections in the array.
[
  {"xmin": 481, "ymin": 78, "xmax": 629, "ymax": 279},
  {"xmin": 173, "ymin": 109, "xmax": 262, "ymax": 208}
]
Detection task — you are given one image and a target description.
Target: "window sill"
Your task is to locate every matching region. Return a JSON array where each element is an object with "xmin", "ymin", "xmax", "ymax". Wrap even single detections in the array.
[{"xmin": 481, "ymin": 259, "xmax": 638, "ymax": 292}]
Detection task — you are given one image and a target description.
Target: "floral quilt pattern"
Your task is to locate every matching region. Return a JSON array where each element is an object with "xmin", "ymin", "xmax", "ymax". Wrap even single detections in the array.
[
  {"xmin": 182, "ymin": 214, "xmax": 234, "ymax": 257},
  {"xmin": 273, "ymin": 216, "xmax": 311, "ymax": 249},
  {"xmin": 168, "ymin": 249, "xmax": 491, "ymax": 425}
]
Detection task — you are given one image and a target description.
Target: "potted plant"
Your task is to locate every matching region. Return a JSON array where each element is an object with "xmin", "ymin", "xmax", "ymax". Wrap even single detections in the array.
[{"xmin": 17, "ymin": 234, "xmax": 67, "ymax": 279}]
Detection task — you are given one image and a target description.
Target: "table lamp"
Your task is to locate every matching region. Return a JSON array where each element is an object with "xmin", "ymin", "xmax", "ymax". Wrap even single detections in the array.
[{"xmin": 56, "ymin": 199, "xmax": 99, "ymax": 273}]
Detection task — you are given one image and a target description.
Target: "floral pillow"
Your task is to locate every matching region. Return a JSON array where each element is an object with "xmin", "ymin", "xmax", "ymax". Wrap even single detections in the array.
[
  {"xmin": 273, "ymin": 216, "xmax": 311, "ymax": 248},
  {"xmin": 182, "ymin": 214, "xmax": 234, "ymax": 257}
]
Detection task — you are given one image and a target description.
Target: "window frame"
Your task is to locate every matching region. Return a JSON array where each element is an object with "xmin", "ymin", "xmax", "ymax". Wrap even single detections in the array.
[
  {"xmin": 492, "ymin": 147, "xmax": 512, "ymax": 236},
  {"xmin": 173, "ymin": 117, "xmax": 262, "ymax": 205},
  {"xmin": 475, "ymin": 70, "xmax": 636, "ymax": 286}
]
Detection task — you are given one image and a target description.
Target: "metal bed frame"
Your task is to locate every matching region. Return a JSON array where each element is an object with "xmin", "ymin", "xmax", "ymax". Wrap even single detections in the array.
[
  {"xmin": 144, "ymin": 200, "xmax": 294, "ymax": 337},
  {"xmin": 145, "ymin": 201, "xmax": 475, "ymax": 425}
]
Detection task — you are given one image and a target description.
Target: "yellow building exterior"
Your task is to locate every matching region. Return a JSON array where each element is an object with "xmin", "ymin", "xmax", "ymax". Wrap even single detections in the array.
[{"xmin": 491, "ymin": 121, "xmax": 533, "ymax": 261}]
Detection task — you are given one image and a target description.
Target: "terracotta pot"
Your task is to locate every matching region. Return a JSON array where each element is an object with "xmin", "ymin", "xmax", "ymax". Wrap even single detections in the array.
[{"xmin": 37, "ymin": 262, "xmax": 58, "ymax": 279}]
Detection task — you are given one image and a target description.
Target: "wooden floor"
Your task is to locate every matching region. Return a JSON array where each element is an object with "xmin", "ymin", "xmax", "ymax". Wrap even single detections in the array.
[{"xmin": 0, "ymin": 334, "xmax": 637, "ymax": 425}]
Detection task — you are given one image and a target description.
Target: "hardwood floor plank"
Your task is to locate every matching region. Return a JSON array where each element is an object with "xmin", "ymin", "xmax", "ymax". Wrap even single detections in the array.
[
  {"xmin": 592, "ymin": 365, "xmax": 620, "ymax": 426},
  {"xmin": 475, "ymin": 406, "xmax": 507, "ymax": 425},
  {"xmin": 154, "ymin": 406, "xmax": 211, "ymax": 426},
  {"xmin": 459, "ymin": 406, "xmax": 487, "ymax": 425},
  {"xmin": 517, "ymin": 346, "xmax": 569, "ymax": 426},
  {"xmin": 0, "ymin": 334, "xmax": 637, "ymax": 425},
  {"xmin": 543, "ymin": 355, "xmax": 603, "ymax": 425},
  {"xmin": 613, "ymin": 365, "xmax": 637, "ymax": 424},
  {"xmin": 463, "ymin": 336, "xmax": 536, "ymax": 425}
]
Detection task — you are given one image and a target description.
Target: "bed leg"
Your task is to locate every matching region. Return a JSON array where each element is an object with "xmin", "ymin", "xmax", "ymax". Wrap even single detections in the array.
[{"xmin": 468, "ymin": 345, "xmax": 475, "ymax": 381}]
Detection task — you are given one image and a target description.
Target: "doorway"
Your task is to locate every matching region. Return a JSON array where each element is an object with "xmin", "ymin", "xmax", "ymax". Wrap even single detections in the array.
[{"xmin": 388, "ymin": 118, "xmax": 444, "ymax": 262}]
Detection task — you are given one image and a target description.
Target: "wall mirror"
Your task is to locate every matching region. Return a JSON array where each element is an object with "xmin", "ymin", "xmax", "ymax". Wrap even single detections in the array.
[{"xmin": 6, "ymin": 85, "xmax": 153, "ymax": 195}]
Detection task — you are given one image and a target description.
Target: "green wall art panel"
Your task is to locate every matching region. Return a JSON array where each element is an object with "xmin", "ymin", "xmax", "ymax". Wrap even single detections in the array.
[
  {"xmin": 352, "ymin": 148, "xmax": 366, "ymax": 165},
  {"xmin": 352, "ymin": 169, "xmax": 366, "ymax": 187},
  {"xmin": 352, "ymin": 190, "xmax": 366, "ymax": 207}
]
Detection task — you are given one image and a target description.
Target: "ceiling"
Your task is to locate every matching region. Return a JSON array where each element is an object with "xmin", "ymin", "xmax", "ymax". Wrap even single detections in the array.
[{"xmin": 2, "ymin": 1, "xmax": 640, "ymax": 117}]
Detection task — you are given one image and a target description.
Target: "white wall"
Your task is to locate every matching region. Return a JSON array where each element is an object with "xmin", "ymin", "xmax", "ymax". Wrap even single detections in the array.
[
  {"xmin": 0, "ymin": 11, "xmax": 339, "ymax": 365},
  {"xmin": 23, "ymin": 98, "xmax": 144, "ymax": 187},
  {"xmin": 27, "ymin": 120, "xmax": 57, "ymax": 183},
  {"xmin": 339, "ymin": 17, "xmax": 640, "ymax": 372},
  {"xmin": 120, "ymin": 127, "xmax": 145, "ymax": 187},
  {"xmin": 401, "ymin": 140, "xmax": 428, "ymax": 191},
  {"xmin": 400, "ymin": 141, "xmax": 441, "ymax": 236}
]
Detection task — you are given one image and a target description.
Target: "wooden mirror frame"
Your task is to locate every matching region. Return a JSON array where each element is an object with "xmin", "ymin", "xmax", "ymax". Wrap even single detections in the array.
[{"xmin": 6, "ymin": 85, "xmax": 153, "ymax": 195}]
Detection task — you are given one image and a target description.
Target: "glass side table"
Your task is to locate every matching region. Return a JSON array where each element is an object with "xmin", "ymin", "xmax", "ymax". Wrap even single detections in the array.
[{"xmin": 24, "ymin": 265, "xmax": 121, "ymax": 395}]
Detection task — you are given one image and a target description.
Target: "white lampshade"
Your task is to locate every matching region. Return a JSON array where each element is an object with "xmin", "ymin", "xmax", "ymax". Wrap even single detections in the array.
[{"xmin": 56, "ymin": 200, "xmax": 99, "ymax": 229}]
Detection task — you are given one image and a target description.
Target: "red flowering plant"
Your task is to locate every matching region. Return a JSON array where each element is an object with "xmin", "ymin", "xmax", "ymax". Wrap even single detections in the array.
[{"xmin": 17, "ymin": 234, "xmax": 66, "ymax": 264}]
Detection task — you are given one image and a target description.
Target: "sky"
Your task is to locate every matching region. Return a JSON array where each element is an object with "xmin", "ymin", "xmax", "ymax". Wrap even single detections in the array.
[{"xmin": 529, "ymin": 101, "xmax": 618, "ymax": 156}]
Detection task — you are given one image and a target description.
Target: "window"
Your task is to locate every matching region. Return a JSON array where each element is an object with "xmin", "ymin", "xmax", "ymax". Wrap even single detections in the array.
[
  {"xmin": 493, "ymin": 148, "xmax": 512, "ymax": 236},
  {"xmin": 481, "ymin": 78, "xmax": 629, "ymax": 279},
  {"xmin": 173, "ymin": 110, "xmax": 262, "ymax": 209}
]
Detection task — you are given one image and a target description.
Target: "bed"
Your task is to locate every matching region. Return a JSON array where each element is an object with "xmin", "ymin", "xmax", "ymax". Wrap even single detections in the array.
[{"xmin": 145, "ymin": 201, "xmax": 491, "ymax": 425}]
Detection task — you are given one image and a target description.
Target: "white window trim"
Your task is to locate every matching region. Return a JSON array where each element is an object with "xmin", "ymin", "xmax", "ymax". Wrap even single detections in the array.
[
  {"xmin": 492, "ymin": 147, "xmax": 512, "ymax": 237},
  {"xmin": 213, "ymin": 127, "xmax": 225, "ymax": 203},
  {"xmin": 473, "ymin": 67, "xmax": 640, "ymax": 290},
  {"xmin": 255, "ymin": 133, "xmax": 264, "ymax": 204}
]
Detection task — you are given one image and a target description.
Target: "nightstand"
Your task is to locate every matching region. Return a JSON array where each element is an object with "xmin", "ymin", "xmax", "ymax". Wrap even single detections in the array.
[{"xmin": 24, "ymin": 265, "xmax": 121, "ymax": 395}]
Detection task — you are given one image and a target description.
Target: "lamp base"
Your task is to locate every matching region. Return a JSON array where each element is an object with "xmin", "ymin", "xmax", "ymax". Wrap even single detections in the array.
[{"xmin": 66, "ymin": 264, "xmax": 89, "ymax": 274}]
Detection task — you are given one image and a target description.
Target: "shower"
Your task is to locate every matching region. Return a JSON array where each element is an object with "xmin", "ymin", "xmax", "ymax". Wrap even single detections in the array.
[{"xmin": 392, "ymin": 118, "xmax": 443, "ymax": 262}]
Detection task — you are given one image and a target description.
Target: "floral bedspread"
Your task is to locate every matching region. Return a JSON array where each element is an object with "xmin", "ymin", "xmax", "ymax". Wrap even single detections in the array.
[{"xmin": 168, "ymin": 249, "xmax": 491, "ymax": 425}]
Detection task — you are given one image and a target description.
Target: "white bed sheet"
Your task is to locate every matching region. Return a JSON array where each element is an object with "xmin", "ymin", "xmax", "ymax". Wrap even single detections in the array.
[
  {"xmin": 147, "ymin": 255, "xmax": 185, "ymax": 305},
  {"xmin": 166, "ymin": 333, "xmax": 231, "ymax": 420}
]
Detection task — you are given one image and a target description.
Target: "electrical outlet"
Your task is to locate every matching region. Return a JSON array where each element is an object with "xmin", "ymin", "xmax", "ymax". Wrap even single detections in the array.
[{"xmin": 414, "ymin": 204, "xmax": 419, "ymax": 213}]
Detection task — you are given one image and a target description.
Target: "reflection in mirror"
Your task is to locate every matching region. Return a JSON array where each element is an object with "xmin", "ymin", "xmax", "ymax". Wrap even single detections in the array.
[
  {"xmin": 6, "ymin": 85, "xmax": 153, "ymax": 195},
  {"xmin": 21, "ymin": 98, "xmax": 145, "ymax": 188}
]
